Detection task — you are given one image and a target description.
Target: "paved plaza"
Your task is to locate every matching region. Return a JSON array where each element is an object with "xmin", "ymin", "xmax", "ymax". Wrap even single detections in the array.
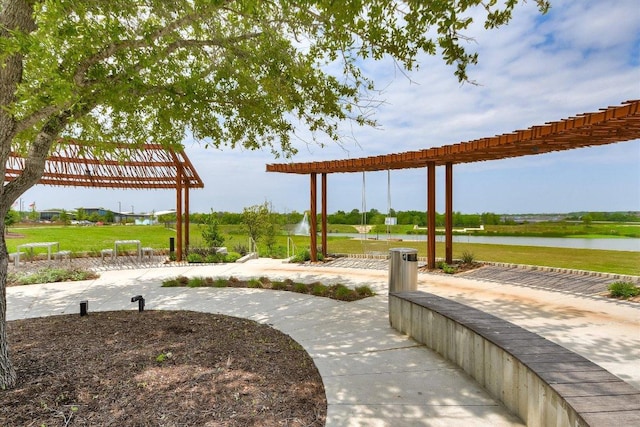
[{"xmin": 6, "ymin": 257, "xmax": 640, "ymax": 426}]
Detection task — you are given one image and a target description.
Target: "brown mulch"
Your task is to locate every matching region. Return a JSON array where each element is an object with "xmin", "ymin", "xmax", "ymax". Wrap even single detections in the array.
[{"xmin": 2, "ymin": 311, "xmax": 327, "ymax": 426}]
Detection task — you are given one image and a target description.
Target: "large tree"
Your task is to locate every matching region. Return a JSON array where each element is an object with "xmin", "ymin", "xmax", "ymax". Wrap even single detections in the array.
[{"xmin": 0, "ymin": 0, "xmax": 549, "ymax": 389}]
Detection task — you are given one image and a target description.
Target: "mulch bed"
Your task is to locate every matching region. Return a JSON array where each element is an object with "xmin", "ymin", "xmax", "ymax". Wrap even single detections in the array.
[{"xmin": 1, "ymin": 311, "xmax": 326, "ymax": 426}]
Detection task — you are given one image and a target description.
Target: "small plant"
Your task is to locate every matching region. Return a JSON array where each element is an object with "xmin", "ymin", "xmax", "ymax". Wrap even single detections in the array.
[
  {"xmin": 271, "ymin": 281, "xmax": 288, "ymax": 291},
  {"xmin": 355, "ymin": 285, "xmax": 375, "ymax": 297},
  {"xmin": 233, "ymin": 243, "xmax": 249, "ymax": 256},
  {"xmin": 155, "ymin": 351, "xmax": 173, "ymax": 363},
  {"xmin": 290, "ymin": 249, "xmax": 311, "ymax": 263},
  {"xmin": 162, "ymin": 278, "xmax": 179, "ymax": 287},
  {"xmin": 334, "ymin": 285, "xmax": 353, "ymax": 301},
  {"xmin": 186, "ymin": 253, "xmax": 204, "ymax": 263},
  {"xmin": 293, "ymin": 282, "xmax": 308, "ymax": 293},
  {"xmin": 204, "ymin": 254, "xmax": 219, "ymax": 263},
  {"xmin": 311, "ymin": 283, "xmax": 328, "ymax": 296},
  {"xmin": 608, "ymin": 281, "xmax": 640, "ymax": 299},
  {"xmin": 177, "ymin": 275, "xmax": 190, "ymax": 285},
  {"xmin": 259, "ymin": 276, "xmax": 271, "ymax": 285},
  {"xmin": 438, "ymin": 262, "xmax": 456, "ymax": 274},
  {"xmin": 224, "ymin": 252, "xmax": 242, "ymax": 263},
  {"xmin": 460, "ymin": 250, "xmax": 475, "ymax": 264},
  {"xmin": 187, "ymin": 277, "xmax": 206, "ymax": 287},
  {"xmin": 213, "ymin": 278, "xmax": 228, "ymax": 288},
  {"xmin": 247, "ymin": 279, "xmax": 263, "ymax": 289}
]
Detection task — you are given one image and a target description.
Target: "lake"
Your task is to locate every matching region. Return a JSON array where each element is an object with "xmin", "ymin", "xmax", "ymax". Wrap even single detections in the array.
[{"xmin": 328, "ymin": 233, "xmax": 640, "ymax": 252}]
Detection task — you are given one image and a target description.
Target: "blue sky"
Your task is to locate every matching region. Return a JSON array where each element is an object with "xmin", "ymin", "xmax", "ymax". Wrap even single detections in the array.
[{"xmin": 21, "ymin": 0, "xmax": 640, "ymax": 215}]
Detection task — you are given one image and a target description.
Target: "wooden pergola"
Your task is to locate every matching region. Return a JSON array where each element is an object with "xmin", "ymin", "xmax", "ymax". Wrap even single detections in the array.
[
  {"xmin": 267, "ymin": 99, "xmax": 640, "ymax": 267},
  {"xmin": 5, "ymin": 140, "xmax": 204, "ymax": 261}
]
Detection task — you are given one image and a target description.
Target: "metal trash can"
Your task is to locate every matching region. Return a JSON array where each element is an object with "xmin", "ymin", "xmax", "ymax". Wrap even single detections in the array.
[{"xmin": 388, "ymin": 248, "xmax": 418, "ymax": 293}]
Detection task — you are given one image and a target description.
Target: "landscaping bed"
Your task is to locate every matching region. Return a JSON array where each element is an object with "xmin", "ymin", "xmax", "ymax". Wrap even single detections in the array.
[{"xmin": 2, "ymin": 311, "xmax": 326, "ymax": 426}]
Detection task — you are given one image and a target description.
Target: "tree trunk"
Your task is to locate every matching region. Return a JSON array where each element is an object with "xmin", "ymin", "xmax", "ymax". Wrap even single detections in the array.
[
  {"xmin": 0, "ymin": 0, "xmax": 38, "ymax": 390},
  {"xmin": 0, "ymin": 218, "xmax": 16, "ymax": 390}
]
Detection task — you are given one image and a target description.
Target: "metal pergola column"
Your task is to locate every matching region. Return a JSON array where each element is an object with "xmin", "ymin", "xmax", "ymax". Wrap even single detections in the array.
[
  {"xmin": 176, "ymin": 168, "xmax": 183, "ymax": 262},
  {"xmin": 427, "ymin": 162, "xmax": 436, "ymax": 269},
  {"xmin": 310, "ymin": 173, "xmax": 318, "ymax": 262},
  {"xmin": 445, "ymin": 162, "xmax": 453, "ymax": 264},
  {"xmin": 322, "ymin": 173, "xmax": 328, "ymax": 258}
]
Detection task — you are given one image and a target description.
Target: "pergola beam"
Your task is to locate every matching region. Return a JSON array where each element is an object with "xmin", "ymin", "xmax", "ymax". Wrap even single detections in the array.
[{"xmin": 266, "ymin": 100, "xmax": 640, "ymax": 175}]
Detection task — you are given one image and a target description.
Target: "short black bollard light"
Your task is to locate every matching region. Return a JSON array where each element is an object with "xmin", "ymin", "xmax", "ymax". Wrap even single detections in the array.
[
  {"xmin": 131, "ymin": 295, "xmax": 145, "ymax": 312},
  {"xmin": 80, "ymin": 300, "xmax": 88, "ymax": 316}
]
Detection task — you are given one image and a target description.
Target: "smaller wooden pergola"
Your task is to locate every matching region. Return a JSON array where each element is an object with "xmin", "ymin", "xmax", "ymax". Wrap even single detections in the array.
[
  {"xmin": 267, "ymin": 99, "xmax": 640, "ymax": 267},
  {"xmin": 5, "ymin": 140, "xmax": 204, "ymax": 261}
]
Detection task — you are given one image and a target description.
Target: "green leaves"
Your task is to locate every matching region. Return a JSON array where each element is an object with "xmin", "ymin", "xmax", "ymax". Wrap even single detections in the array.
[{"xmin": 2, "ymin": 0, "xmax": 549, "ymax": 158}]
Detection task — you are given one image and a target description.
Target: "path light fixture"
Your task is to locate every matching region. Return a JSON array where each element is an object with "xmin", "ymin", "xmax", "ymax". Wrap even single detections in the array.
[
  {"xmin": 131, "ymin": 295, "xmax": 145, "ymax": 312},
  {"xmin": 80, "ymin": 300, "xmax": 88, "ymax": 316}
]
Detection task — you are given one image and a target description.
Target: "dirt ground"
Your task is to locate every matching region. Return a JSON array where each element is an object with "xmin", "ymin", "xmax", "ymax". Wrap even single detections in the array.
[{"xmin": 1, "ymin": 311, "xmax": 326, "ymax": 426}]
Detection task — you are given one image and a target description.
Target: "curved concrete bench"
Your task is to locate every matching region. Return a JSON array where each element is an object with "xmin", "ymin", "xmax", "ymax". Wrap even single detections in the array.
[{"xmin": 389, "ymin": 291, "xmax": 640, "ymax": 426}]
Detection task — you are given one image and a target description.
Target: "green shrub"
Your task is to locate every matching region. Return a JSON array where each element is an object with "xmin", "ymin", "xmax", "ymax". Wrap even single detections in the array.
[
  {"xmin": 187, "ymin": 277, "xmax": 206, "ymax": 287},
  {"xmin": 186, "ymin": 253, "xmax": 204, "ymax": 263},
  {"xmin": 271, "ymin": 281, "xmax": 288, "ymax": 291},
  {"xmin": 247, "ymin": 279, "xmax": 263, "ymax": 289},
  {"xmin": 461, "ymin": 250, "xmax": 475, "ymax": 264},
  {"xmin": 224, "ymin": 252, "xmax": 242, "ymax": 263},
  {"xmin": 213, "ymin": 278, "xmax": 228, "ymax": 288},
  {"xmin": 437, "ymin": 262, "xmax": 456, "ymax": 274},
  {"xmin": 177, "ymin": 275, "xmax": 190, "ymax": 286},
  {"xmin": 161, "ymin": 278, "xmax": 180, "ymax": 287},
  {"xmin": 608, "ymin": 281, "xmax": 640, "ymax": 299},
  {"xmin": 334, "ymin": 285, "xmax": 353, "ymax": 301},
  {"xmin": 204, "ymin": 254, "xmax": 219, "ymax": 263},
  {"xmin": 311, "ymin": 283, "xmax": 328, "ymax": 296},
  {"xmin": 290, "ymin": 250, "xmax": 310, "ymax": 263},
  {"xmin": 293, "ymin": 282, "xmax": 308, "ymax": 293}
]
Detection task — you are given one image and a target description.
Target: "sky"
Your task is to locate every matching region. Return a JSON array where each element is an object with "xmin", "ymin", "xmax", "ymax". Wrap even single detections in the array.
[{"xmin": 19, "ymin": 0, "xmax": 640, "ymax": 215}]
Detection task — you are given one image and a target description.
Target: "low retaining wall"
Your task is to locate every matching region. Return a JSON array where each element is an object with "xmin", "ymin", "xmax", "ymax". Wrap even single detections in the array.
[{"xmin": 389, "ymin": 291, "xmax": 640, "ymax": 426}]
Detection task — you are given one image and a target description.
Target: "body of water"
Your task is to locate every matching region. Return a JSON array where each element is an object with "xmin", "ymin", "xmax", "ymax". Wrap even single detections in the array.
[{"xmin": 330, "ymin": 233, "xmax": 640, "ymax": 252}]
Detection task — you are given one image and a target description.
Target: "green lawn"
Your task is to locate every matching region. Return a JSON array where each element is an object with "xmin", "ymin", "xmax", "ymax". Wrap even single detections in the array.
[
  {"xmin": 5, "ymin": 224, "xmax": 639, "ymax": 276},
  {"xmin": 6, "ymin": 225, "xmax": 175, "ymax": 255}
]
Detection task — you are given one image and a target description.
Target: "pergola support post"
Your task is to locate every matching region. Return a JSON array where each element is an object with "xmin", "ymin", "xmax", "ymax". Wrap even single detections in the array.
[
  {"xmin": 310, "ymin": 173, "xmax": 318, "ymax": 262},
  {"xmin": 427, "ymin": 162, "xmax": 436, "ymax": 269},
  {"xmin": 185, "ymin": 182, "xmax": 190, "ymax": 253},
  {"xmin": 445, "ymin": 162, "xmax": 453, "ymax": 264},
  {"xmin": 321, "ymin": 173, "xmax": 327, "ymax": 258},
  {"xmin": 176, "ymin": 169, "xmax": 183, "ymax": 262}
]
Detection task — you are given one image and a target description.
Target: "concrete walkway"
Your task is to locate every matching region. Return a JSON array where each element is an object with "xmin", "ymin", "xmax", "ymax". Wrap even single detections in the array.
[{"xmin": 7, "ymin": 258, "xmax": 640, "ymax": 426}]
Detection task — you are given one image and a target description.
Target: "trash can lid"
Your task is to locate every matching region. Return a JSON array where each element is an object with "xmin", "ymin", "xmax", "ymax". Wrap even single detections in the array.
[{"xmin": 389, "ymin": 247, "xmax": 418, "ymax": 254}]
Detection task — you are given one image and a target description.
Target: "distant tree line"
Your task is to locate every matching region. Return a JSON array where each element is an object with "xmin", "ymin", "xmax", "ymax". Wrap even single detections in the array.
[
  {"xmin": 166, "ymin": 209, "xmax": 510, "ymax": 228},
  {"xmin": 566, "ymin": 211, "xmax": 639, "ymax": 223},
  {"xmin": 163, "ymin": 209, "xmax": 638, "ymax": 227}
]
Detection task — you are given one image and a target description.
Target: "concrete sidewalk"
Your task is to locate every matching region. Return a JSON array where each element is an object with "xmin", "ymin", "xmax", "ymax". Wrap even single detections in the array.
[{"xmin": 7, "ymin": 258, "xmax": 640, "ymax": 425}]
